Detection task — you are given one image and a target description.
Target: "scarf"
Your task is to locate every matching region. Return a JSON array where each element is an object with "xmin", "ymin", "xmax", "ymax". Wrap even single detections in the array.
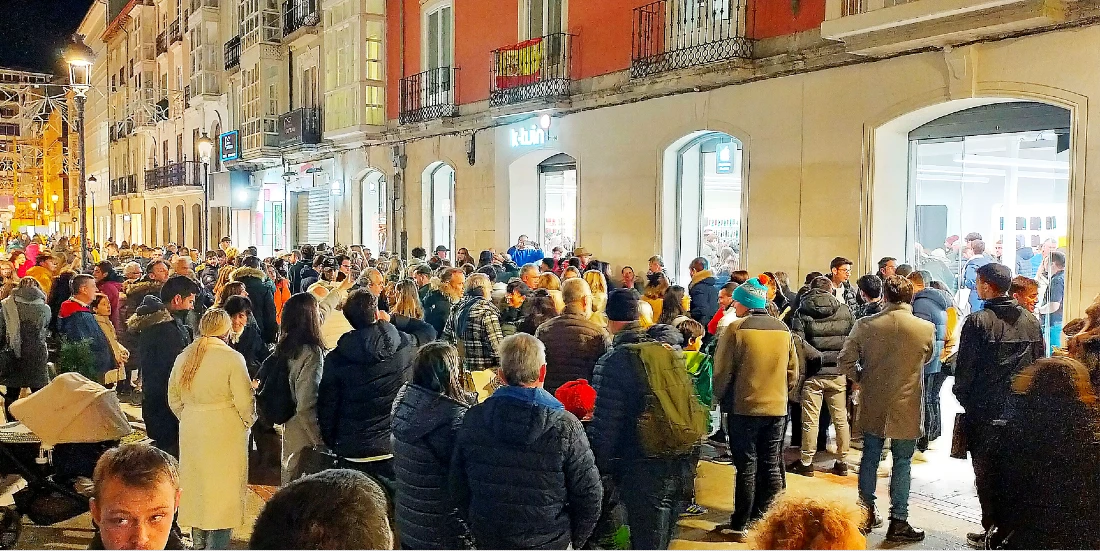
[{"xmin": 2, "ymin": 296, "xmax": 20, "ymax": 357}]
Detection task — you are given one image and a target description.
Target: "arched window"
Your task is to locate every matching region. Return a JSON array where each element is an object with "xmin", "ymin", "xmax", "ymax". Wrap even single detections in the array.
[
  {"xmin": 662, "ymin": 131, "xmax": 743, "ymax": 284},
  {"xmin": 162, "ymin": 206, "xmax": 171, "ymax": 245},
  {"xmin": 176, "ymin": 205, "xmax": 185, "ymax": 246},
  {"xmin": 149, "ymin": 207, "xmax": 158, "ymax": 247},
  {"xmin": 537, "ymin": 153, "xmax": 577, "ymax": 252},
  {"xmin": 422, "ymin": 162, "xmax": 455, "ymax": 254},
  {"xmin": 360, "ymin": 170, "xmax": 386, "ymax": 253}
]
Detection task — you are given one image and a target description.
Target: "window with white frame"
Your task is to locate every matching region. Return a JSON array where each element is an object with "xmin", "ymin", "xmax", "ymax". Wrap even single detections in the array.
[
  {"xmin": 423, "ymin": 1, "xmax": 453, "ymax": 71},
  {"xmin": 524, "ymin": 0, "xmax": 563, "ymax": 38}
]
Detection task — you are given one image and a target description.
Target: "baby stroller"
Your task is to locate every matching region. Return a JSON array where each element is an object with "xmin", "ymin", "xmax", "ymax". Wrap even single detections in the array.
[{"xmin": 0, "ymin": 373, "xmax": 139, "ymax": 549}]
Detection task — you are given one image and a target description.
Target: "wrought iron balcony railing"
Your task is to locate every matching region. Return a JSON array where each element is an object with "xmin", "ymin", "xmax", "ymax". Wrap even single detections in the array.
[
  {"xmin": 490, "ymin": 33, "xmax": 571, "ymax": 107},
  {"xmin": 278, "ymin": 107, "xmax": 322, "ymax": 146},
  {"xmin": 169, "ymin": 19, "xmax": 182, "ymax": 44},
  {"xmin": 283, "ymin": 0, "xmax": 320, "ymax": 37},
  {"xmin": 145, "ymin": 161, "xmax": 203, "ymax": 191},
  {"xmin": 112, "ymin": 175, "xmax": 138, "ymax": 196},
  {"xmin": 631, "ymin": 0, "xmax": 753, "ymax": 78},
  {"xmin": 224, "ymin": 35, "xmax": 241, "ymax": 70},
  {"xmin": 156, "ymin": 31, "xmax": 168, "ymax": 55},
  {"xmin": 400, "ymin": 67, "xmax": 459, "ymax": 124}
]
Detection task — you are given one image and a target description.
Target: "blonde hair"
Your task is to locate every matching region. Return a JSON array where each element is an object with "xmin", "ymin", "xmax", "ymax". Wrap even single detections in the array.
[
  {"xmin": 392, "ymin": 280, "xmax": 424, "ymax": 319},
  {"xmin": 464, "ymin": 273, "xmax": 493, "ymax": 299},
  {"xmin": 747, "ymin": 496, "xmax": 866, "ymax": 550},
  {"xmin": 583, "ymin": 271, "xmax": 608, "ymax": 315},
  {"xmin": 538, "ymin": 272, "xmax": 561, "ymax": 291},
  {"xmin": 179, "ymin": 309, "xmax": 232, "ymax": 391}
]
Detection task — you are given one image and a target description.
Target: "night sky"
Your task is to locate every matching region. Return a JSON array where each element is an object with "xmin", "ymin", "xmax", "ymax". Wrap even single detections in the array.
[{"xmin": 0, "ymin": 0, "xmax": 98, "ymax": 76}]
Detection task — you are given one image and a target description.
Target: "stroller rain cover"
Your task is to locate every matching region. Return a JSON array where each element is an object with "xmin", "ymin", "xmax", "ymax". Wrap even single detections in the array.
[{"xmin": 8, "ymin": 373, "xmax": 132, "ymax": 447}]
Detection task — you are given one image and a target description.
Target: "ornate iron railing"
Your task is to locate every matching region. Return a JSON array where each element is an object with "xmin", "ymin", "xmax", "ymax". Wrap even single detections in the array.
[
  {"xmin": 169, "ymin": 19, "xmax": 182, "ymax": 43},
  {"xmin": 156, "ymin": 31, "xmax": 168, "ymax": 55},
  {"xmin": 283, "ymin": 0, "xmax": 320, "ymax": 37},
  {"xmin": 631, "ymin": 0, "xmax": 753, "ymax": 78},
  {"xmin": 490, "ymin": 33, "xmax": 571, "ymax": 107},
  {"xmin": 224, "ymin": 35, "xmax": 241, "ymax": 70},
  {"xmin": 111, "ymin": 175, "xmax": 137, "ymax": 196},
  {"xmin": 145, "ymin": 161, "xmax": 203, "ymax": 191},
  {"xmin": 400, "ymin": 67, "xmax": 459, "ymax": 124}
]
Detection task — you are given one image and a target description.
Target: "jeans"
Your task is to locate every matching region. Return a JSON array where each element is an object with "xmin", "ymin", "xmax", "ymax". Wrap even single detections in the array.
[
  {"xmin": 799, "ymin": 375, "xmax": 849, "ymax": 464},
  {"xmin": 192, "ymin": 528, "xmax": 232, "ymax": 550},
  {"xmin": 1047, "ymin": 322, "xmax": 1063, "ymax": 356},
  {"xmin": 858, "ymin": 433, "xmax": 915, "ymax": 521},
  {"xmin": 727, "ymin": 414, "xmax": 785, "ymax": 530},
  {"xmin": 614, "ymin": 458, "xmax": 689, "ymax": 550}
]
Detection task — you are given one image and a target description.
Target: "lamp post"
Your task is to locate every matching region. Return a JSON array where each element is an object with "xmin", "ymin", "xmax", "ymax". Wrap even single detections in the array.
[
  {"xmin": 30, "ymin": 202, "xmax": 38, "ymax": 231},
  {"xmin": 89, "ymin": 188, "xmax": 96, "ymax": 248},
  {"xmin": 51, "ymin": 194, "xmax": 59, "ymax": 233},
  {"xmin": 66, "ymin": 34, "xmax": 94, "ymax": 271},
  {"xmin": 196, "ymin": 131, "xmax": 213, "ymax": 253}
]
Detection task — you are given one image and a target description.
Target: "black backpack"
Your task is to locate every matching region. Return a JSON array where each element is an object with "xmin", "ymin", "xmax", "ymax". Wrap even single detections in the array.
[{"xmin": 256, "ymin": 352, "xmax": 296, "ymax": 425}]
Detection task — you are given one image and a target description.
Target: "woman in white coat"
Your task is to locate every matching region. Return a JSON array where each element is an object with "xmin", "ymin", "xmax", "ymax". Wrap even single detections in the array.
[
  {"xmin": 168, "ymin": 308, "xmax": 256, "ymax": 550},
  {"xmin": 276, "ymin": 292, "xmax": 327, "ymax": 483}
]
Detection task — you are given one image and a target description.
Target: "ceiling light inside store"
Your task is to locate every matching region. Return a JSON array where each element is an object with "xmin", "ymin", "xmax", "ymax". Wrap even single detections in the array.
[{"xmin": 955, "ymin": 155, "xmax": 1069, "ymax": 170}]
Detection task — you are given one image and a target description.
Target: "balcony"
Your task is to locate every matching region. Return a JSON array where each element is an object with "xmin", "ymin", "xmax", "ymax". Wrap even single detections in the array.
[
  {"xmin": 224, "ymin": 35, "xmax": 241, "ymax": 70},
  {"xmin": 169, "ymin": 19, "xmax": 182, "ymax": 44},
  {"xmin": 400, "ymin": 67, "xmax": 459, "ymax": 124},
  {"xmin": 278, "ymin": 107, "xmax": 322, "ymax": 146},
  {"xmin": 631, "ymin": 0, "xmax": 753, "ymax": 78},
  {"xmin": 283, "ymin": 0, "xmax": 320, "ymax": 39},
  {"xmin": 490, "ymin": 33, "xmax": 571, "ymax": 108},
  {"xmin": 156, "ymin": 31, "xmax": 168, "ymax": 55},
  {"xmin": 821, "ymin": 0, "xmax": 1064, "ymax": 56},
  {"xmin": 145, "ymin": 161, "xmax": 203, "ymax": 191},
  {"xmin": 190, "ymin": 0, "xmax": 218, "ymax": 11},
  {"xmin": 112, "ymin": 175, "xmax": 137, "ymax": 196}
]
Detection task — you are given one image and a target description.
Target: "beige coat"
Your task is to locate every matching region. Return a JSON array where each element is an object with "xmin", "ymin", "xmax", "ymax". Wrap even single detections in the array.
[
  {"xmin": 168, "ymin": 337, "xmax": 256, "ymax": 530},
  {"xmin": 95, "ymin": 314, "xmax": 128, "ymax": 385},
  {"xmin": 838, "ymin": 302, "xmax": 935, "ymax": 440}
]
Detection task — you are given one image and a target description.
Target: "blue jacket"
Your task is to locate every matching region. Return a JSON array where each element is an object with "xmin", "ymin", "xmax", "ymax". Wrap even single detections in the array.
[
  {"xmin": 963, "ymin": 256, "xmax": 993, "ymax": 313},
  {"xmin": 58, "ymin": 299, "xmax": 115, "ymax": 376},
  {"xmin": 688, "ymin": 270, "xmax": 720, "ymax": 333},
  {"xmin": 507, "ymin": 246, "xmax": 545, "ymax": 268},
  {"xmin": 911, "ymin": 288, "xmax": 949, "ymax": 374}
]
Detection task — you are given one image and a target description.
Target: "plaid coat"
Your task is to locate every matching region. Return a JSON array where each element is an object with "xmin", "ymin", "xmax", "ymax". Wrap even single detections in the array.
[{"xmin": 444, "ymin": 295, "xmax": 504, "ymax": 371}]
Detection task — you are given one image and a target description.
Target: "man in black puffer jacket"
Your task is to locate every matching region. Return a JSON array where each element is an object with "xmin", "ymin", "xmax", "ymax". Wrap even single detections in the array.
[
  {"xmin": 789, "ymin": 276, "xmax": 855, "ymax": 477},
  {"xmin": 588, "ymin": 290, "xmax": 695, "ymax": 550},
  {"xmin": 392, "ymin": 343, "xmax": 472, "ymax": 549},
  {"xmin": 451, "ymin": 333, "xmax": 602, "ymax": 550},
  {"xmin": 231, "ymin": 255, "xmax": 278, "ymax": 345},
  {"xmin": 318, "ymin": 289, "xmax": 418, "ymax": 485}
]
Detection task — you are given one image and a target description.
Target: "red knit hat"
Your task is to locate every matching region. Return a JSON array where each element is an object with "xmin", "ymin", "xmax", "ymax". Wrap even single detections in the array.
[{"xmin": 555, "ymin": 379, "xmax": 597, "ymax": 421}]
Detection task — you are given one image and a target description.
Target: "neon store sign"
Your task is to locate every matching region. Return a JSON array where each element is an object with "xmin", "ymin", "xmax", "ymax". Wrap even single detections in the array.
[{"xmin": 510, "ymin": 124, "xmax": 547, "ymax": 148}]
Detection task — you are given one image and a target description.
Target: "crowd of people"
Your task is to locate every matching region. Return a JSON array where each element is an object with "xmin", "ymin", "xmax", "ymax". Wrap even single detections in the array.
[{"xmin": 1, "ymin": 228, "xmax": 1097, "ymax": 550}]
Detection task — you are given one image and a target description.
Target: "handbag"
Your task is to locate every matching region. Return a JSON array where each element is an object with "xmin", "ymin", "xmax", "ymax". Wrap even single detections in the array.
[
  {"xmin": 950, "ymin": 412, "xmax": 968, "ymax": 459},
  {"xmin": 293, "ymin": 446, "xmax": 342, "ymax": 480}
]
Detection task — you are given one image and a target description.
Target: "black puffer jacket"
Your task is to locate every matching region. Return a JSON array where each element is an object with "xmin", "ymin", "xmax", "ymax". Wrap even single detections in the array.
[
  {"xmin": 954, "ymin": 296, "xmax": 1045, "ymax": 421},
  {"xmin": 587, "ymin": 324, "xmax": 684, "ymax": 469},
  {"xmin": 317, "ymin": 321, "xmax": 416, "ymax": 458},
  {"xmin": 688, "ymin": 270, "xmax": 719, "ymax": 331},
  {"xmin": 535, "ymin": 307, "xmax": 610, "ymax": 394},
  {"xmin": 132, "ymin": 302, "xmax": 192, "ymax": 458},
  {"xmin": 791, "ymin": 289, "xmax": 854, "ymax": 376},
  {"xmin": 392, "ymin": 384, "xmax": 471, "ymax": 550},
  {"xmin": 231, "ymin": 267, "xmax": 277, "ymax": 345},
  {"xmin": 451, "ymin": 388, "xmax": 602, "ymax": 549}
]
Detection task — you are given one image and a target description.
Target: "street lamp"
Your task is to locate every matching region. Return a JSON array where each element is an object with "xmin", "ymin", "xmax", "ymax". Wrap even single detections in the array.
[
  {"xmin": 66, "ymin": 34, "xmax": 95, "ymax": 271},
  {"xmin": 51, "ymin": 193, "xmax": 58, "ymax": 233},
  {"xmin": 196, "ymin": 131, "xmax": 213, "ymax": 252}
]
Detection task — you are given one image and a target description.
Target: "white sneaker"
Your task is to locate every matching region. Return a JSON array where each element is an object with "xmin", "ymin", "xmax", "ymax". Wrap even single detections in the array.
[{"xmin": 912, "ymin": 450, "xmax": 928, "ymax": 463}]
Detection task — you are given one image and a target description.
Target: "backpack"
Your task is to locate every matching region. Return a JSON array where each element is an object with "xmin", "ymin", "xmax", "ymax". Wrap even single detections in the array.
[
  {"xmin": 256, "ymin": 352, "xmax": 296, "ymax": 425},
  {"xmin": 626, "ymin": 341, "xmax": 708, "ymax": 457}
]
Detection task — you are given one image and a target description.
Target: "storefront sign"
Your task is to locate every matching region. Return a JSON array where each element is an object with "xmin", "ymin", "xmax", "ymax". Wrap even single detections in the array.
[
  {"xmin": 510, "ymin": 124, "xmax": 547, "ymax": 148},
  {"xmin": 219, "ymin": 130, "xmax": 240, "ymax": 161},
  {"xmin": 716, "ymin": 142, "xmax": 734, "ymax": 174}
]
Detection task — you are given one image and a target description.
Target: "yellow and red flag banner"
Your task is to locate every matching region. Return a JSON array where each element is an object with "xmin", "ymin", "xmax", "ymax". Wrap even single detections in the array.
[{"xmin": 496, "ymin": 37, "xmax": 544, "ymax": 89}]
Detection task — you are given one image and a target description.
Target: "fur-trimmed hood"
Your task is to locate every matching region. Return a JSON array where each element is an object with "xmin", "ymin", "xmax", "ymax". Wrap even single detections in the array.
[
  {"xmin": 230, "ymin": 266, "xmax": 266, "ymax": 282},
  {"xmin": 126, "ymin": 297, "xmax": 174, "ymax": 334}
]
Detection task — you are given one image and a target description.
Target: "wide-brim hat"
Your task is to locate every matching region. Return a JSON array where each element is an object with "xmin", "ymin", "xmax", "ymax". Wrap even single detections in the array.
[{"xmin": 573, "ymin": 247, "xmax": 591, "ymax": 257}]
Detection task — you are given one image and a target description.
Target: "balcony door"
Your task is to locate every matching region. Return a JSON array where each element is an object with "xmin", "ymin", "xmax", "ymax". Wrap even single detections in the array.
[
  {"xmin": 669, "ymin": 0, "xmax": 733, "ymax": 50},
  {"xmin": 423, "ymin": 2, "xmax": 454, "ymax": 106},
  {"xmin": 523, "ymin": 0, "xmax": 564, "ymax": 71}
]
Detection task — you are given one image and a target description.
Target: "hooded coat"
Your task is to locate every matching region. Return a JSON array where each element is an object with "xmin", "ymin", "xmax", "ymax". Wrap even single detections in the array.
[
  {"xmin": 0, "ymin": 285, "xmax": 50, "ymax": 389},
  {"xmin": 451, "ymin": 386, "xmax": 602, "ymax": 550},
  {"xmin": 688, "ymin": 269, "xmax": 719, "ymax": 331},
  {"xmin": 912, "ymin": 288, "xmax": 950, "ymax": 375},
  {"xmin": 230, "ymin": 267, "xmax": 277, "ymax": 345},
  {"xmin": 791, "ymin": 289, "xmax": 854, "ymax": 376},
  {"xmin": 392, "ymin": 383, "xmax": 472, "ymax": 549},
  {"xmin": 317, "ymin": 321, "xmax": 417, "ymax": 458},
  {"xmin": 130, "ymin": 296, "xmax": 193, "ymax": 457}
]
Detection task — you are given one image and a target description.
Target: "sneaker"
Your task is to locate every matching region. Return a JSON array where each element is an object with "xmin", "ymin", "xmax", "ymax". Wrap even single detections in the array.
[
  {"xmin": 681, "ymin": 503, "xmax": 708, "ymax": 516},
  {"xmin": 912, "ymin": 450, "xmax": 928, "ymax": 463},
  {"xmin": 786, "ymin": 460, "xmax": 814, "ymax": 477},
  {"xmin": 886, "ymin": 519, "xmax": 926, "ymax": 543},
  {"xmin": 967, "ymin": 530, "xmax": 988, "ymax": 549},
  {"xmin": 830, "ymin": 460, "xmax": 849, "ymax": 476},
  {"xmin": 708, "ymin": 452, "xmax": 734, "ymax": 465}
]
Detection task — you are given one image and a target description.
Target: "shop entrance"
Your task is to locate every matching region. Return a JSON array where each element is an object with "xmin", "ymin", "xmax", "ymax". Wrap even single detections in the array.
[
  {"xmin": 359, "ymin": 170, "xmax": 387, "ymax": 253},
  {"xmin": 537, "ymin": 153, "xmax": 577, "ymax": 253},
  {"xmin": 423, "ymin": 162, "xmax": 456, "ymax": 255},
  {"xmin": 662, "ymin": 131, "xmax": 744, "ymax": 285}
]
